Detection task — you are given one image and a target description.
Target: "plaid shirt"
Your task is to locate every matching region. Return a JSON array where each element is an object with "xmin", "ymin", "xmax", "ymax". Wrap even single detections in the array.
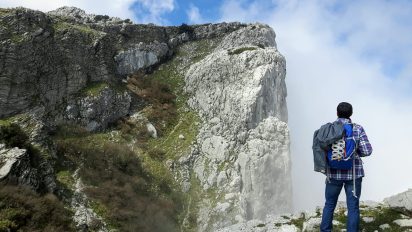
[{"xmin": 327, "ymin": 118, "xmax": 373, "ymax": 180}]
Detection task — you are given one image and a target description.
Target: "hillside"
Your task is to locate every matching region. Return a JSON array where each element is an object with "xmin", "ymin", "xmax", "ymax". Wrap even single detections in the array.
[{"xmin": 0, "ymin": 6, "xmax": 291, "ymax": 232}]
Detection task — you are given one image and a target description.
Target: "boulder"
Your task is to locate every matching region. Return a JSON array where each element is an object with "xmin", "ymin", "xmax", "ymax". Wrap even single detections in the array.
[
  {"xmin": 384, "ymin": 189, "xmax": 412, "ymax": 216},
  {"xmin": 64, "ymin": 86, "xmax": 131, "ymax": 131},
  {"xmin": 393, "ymin": 218, "xmax": 412, "ymax": 227},
  {"xmin": 0, "ymin": 145, "xmax": 40, "ymax": 190}
]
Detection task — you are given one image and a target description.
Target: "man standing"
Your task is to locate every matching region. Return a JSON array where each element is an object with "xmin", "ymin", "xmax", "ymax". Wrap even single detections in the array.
[{"xmin": 318, "ymin": 102, "xmax": 373, "ymax": 232}]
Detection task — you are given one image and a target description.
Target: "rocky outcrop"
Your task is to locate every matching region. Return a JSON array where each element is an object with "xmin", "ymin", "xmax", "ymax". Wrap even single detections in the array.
[
  {"xmin": 48, "ymin": 6, "xmax": 129, "ymax": 26},
  {"xmin": 71, "ymin": 169, "xmax": 108, "ymax": 232},
  {"xmin": 385, "ymin": 189, "xmax": 412, "ymax": 216},
  {"xmin": 181, "ymin": 23, "xmax": 291, "ymax": 231},
  {"xmin": 64, "ymin": 85, "xmax": 131, "ymax": 131},
  {"xmin": 0, "ymin": 7, "xmax": 246, "ymax": 124},
  {"xmin": 115, "ymin": 41, "xmax": 170, "ymax": 75},
  {"xmin": 218, "ymin": 198, "xmax": 412, "ymax": 232},
  {"xmin": 216, "ymin": 23, "xmax": 277, "ymax": 50},
  {"xmin": 0, "ymin": 144, "xmax": 40, "ymax": 189},
  {"xmin": 0, "ymin": 7, "xmax": 114, "ymax": 118}
]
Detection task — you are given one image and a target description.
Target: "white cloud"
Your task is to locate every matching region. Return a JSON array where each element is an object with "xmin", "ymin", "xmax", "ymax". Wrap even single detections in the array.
[
  {"xmin": 133, "ymin": 0, "xmax": 175, "ymax": 24},
  {"xmin": 219, "ymin": 0, "xmax": 412, "ymax": 211},
  {"xmin": 187, "ymin": 4, "xmax": 203, "ymax": 24},
  {"xmin": 0, "ymin": 0, "xmax": 137, "ymax": 22}
]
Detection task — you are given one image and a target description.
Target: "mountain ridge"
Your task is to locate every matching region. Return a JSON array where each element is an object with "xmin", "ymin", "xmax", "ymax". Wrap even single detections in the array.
[{"xmin": 0, "ymin": 6, "xmax": 291, "ymax": 232}]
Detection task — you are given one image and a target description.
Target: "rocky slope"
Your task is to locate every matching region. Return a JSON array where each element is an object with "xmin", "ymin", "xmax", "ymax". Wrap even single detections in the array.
[
  {"xmin": 217, "ymin": 189, "xmax": 412, "ymax": 232},
  {"xmin": 0, "ymin": 6, "xmax": 292, "ymax": 232}
]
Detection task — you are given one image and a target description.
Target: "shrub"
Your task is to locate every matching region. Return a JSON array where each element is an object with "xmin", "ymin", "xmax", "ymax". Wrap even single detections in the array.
[
  {"xmin": 0, "ymin": 184, "xmax": 75, "ymax": 231},
  {"xmin": 53, "ymin": 124, "xmax": 90, "ymax": 138},
  {"xmin": 127, "ymin": 75, "xmax": 176, "ymax": 104},
  {"xmin": 56, "ymin": 135, "xmax": 182, "ymax": 232},
  {"xmin": 0, "ymin": 123, "xmax": 43, "ymax": 171},
  {"xmin": 178, "ymin": 23, "xmax": 194, "ymax": 36},
  {"xmin": 148, "ymin": 148, "xmax": 166, "ymax": 161},
  {"xmin": 0, "ymin": 123, "xmax": 29, "ymax": 148},
  {"xmin": 126, "ymin": 75, "xmax": 178, "ymax": 136}
]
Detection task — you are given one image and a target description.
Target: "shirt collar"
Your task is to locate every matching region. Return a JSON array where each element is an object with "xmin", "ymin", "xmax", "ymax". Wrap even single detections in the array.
[{"xmin": 336, "ymin": 118, "xmax": 351, "ymax": 124}]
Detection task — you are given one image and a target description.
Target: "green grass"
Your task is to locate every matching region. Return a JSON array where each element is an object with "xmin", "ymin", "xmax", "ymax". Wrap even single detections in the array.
[
  {"xmin": 0, "ymin": 10, "xmax": 29, "ymax": 44},
  {"xmin": 0, "ymin": 8, "xmax": 12, "ymax": 16},
  {"xmin": 80, "ymin": 82, "xmax": 109, "ymax": 97},
  {"xmin": 53, "ymin": 21, "xmax": 101, "ymax": 36},
  {"xmin": 0, "ymin": 117, "xmax": 14, "ymax": 126},
  {"xmin": 88, "ymin": 200, "xmax": 118, "ymax": 230},
  {"xmin": 290, "ymin": 214, "xmax": 305, "ymax": 230},
  {"xmin": 56, "ymin": 170, "xmax": 75, "ymax": 189},
  {"xmin": 181, "ymin": 172, "xmax": 203, "ymax": 232},
  {"xmin": 359, "ymin": 207, "xmax": 406, "ymax": 232},
  {"xmin": 316, "ymin": 205, "xmax": 410, "ymax": 232},
  {"xmin": 148, "ymin": 111, "xmax": 199, "ymax": 160},
  {"xmin": 228, "ymin": 46, "xmax": 258, "ymax": 55},
  {"xmin": 10, "ymin": 34, "xmax": 28, "ymax": 43}
]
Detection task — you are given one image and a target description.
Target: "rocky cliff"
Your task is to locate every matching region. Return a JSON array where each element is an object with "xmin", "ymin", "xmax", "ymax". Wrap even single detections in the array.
[{"xmin": 0, "ymin": 6, "xmax": 291, "ymax": 231}]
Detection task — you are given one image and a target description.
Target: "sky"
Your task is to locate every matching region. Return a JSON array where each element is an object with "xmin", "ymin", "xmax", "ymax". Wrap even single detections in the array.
[{"xmin": 2, "ymin": 0, "xmax": 412, "ymax": 212}]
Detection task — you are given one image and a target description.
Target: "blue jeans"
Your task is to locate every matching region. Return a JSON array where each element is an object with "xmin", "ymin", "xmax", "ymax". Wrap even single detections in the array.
[{"xmin": 320, "ymin": 178, "xmax": 362, "ymax": 232}]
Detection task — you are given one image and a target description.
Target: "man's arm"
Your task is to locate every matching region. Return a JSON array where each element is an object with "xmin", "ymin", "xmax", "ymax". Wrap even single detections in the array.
[{"xmin": 357, "ymin": 126, "xmax": 373, "ymax": 157}]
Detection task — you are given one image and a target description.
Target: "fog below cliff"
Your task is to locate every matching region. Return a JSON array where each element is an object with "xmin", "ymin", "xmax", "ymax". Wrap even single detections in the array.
[
  {"xmin": 218, "ymin": 0, "xmax": 412, "ymax": 212},
  {"xmin": 203, "ymin": 0, "xmax": 412, "ymax": 211},
  {"xmin": 270, "ymin": 3, "xmax": 412, "ymax": 212}
]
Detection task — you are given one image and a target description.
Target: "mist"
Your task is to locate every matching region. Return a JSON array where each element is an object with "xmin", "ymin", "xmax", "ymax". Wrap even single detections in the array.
[{"xmin": 219, "ymin": 0, "xmax": 412, "ymax": 211}]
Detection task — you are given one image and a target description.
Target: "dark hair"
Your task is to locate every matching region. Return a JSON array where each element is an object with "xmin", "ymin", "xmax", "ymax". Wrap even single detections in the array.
[{"xmin": 337, "ymin": 102, "xmax": 353, "ymax": 119}]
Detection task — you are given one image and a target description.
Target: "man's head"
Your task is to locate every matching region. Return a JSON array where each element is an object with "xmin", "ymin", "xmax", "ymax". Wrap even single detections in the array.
[{"xmin": 337, "ymin": 102, "xmax": 353, "ymax": 119}]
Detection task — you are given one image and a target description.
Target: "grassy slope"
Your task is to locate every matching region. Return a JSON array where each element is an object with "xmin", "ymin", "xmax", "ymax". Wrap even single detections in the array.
[
  {"xmin": 52, "ymin": 38, "xmax": 220, "ymax": 232},
  {"xmin": 287, "ymin": 204, "xmax": 411, "ymax": 231}
]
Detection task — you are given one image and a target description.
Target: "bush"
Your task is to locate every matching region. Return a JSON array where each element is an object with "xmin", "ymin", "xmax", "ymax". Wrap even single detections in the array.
[
  {"xmin": 148, "ymin": 148, "xmax": 166, "ymax": 161},
  {"xmin": 0, "ymin": 123, "xmax": 29, "ymax": 149},
  {"xmin": 128, "ymin": 75, "xmax": 176, "ymax": 104},
  {"xmin": 0, "ymin": 123, "xmax": 43, "ymax": 172},
  {"xmin": 56, "ymin": 136, "xmax": 182, "ymax": 232},
  {"xmin": 0, "ymin": 184, "xmax": 75, "ymax": 231},
  {"xmin": 126, "ymin": 75, "xmax": 178, "ymax": 136},
  {"xmin": 178, "ymin": 23, "xmax": 194, "ymax": 36}
]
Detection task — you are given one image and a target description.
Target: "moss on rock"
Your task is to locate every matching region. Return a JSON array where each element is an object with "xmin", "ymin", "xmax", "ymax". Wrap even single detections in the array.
[{"xmin": 228, "ymin": 46, "xmax": 258, "ymax": 55}]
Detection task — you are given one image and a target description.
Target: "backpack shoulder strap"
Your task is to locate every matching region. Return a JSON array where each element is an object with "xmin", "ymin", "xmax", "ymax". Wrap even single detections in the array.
[{"xmin": 350, "ymin": 122, "xmax": 359, "ymax": 156}]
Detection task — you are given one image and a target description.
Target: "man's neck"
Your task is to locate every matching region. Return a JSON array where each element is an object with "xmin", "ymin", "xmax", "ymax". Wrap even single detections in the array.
[{"xmin": 337, "ymin": 117, "xmax": 351, "ymax": 123}]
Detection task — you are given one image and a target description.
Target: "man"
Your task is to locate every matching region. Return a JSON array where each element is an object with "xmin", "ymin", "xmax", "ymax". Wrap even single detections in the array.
[{"xmin": 319, "ymin": 102, "xmax": 373, "ymax": 232}]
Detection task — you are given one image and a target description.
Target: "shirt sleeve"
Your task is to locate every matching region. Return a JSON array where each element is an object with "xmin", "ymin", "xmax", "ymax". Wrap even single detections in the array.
[{"xmin": 357, "ymin": 125, "xmax": 373, "ymax": 157}]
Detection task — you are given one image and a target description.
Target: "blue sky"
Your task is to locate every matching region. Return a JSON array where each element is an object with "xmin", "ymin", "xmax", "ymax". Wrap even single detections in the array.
[
  {"xmin": 2, "ymin": 0, "xmax": 412, "ymax": 211},
  {"xmin": 149, "ymin": 0, "xmax": 221, "ymax": 25}
]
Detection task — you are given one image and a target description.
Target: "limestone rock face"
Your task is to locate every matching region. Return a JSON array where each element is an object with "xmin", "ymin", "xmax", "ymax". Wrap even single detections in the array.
[
  {"xmin": 64, "ymin": 86, "xmax": 131, "ymax": 131},
  {"xmin": 48, "ymin": 6, "xmax": 128, "ymax": 25},
  {"xmin": 0, "ymin": 144, "xmax": 39, "ymax": 189},
  {"xmin": 384, "ymin": 189, "xmax": 412, "ymax": 216},
  {"xmin": 216, "ymin": 23, "xmax": 277, "ymax": 50},
  {"xmin": 71, "ymin": 169, "xmax": 108, "ymax": 231},
  {"xmin": 115, "ymin": 41, "xmax": 170, "ymax": 75},
  {"xmin": 0, "ymin": 7, "xmax": 112, "ymax": 118},
  {"xmin": 183, "ymin": 24, "xmax": 291, "ymax": 230}
]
